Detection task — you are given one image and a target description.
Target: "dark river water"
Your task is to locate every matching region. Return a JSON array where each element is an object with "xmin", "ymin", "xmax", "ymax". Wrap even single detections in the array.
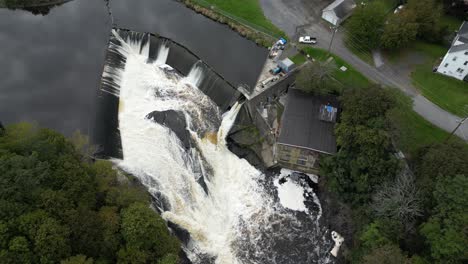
[{"xmin": 0, "ymin": 0, "xmax": 267, "ymax": 136}]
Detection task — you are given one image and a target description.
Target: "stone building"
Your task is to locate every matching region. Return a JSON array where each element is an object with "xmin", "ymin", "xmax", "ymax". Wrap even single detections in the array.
[{"xmin": 276, "ymin": 89, "xmax": 339, "ymax": 173}]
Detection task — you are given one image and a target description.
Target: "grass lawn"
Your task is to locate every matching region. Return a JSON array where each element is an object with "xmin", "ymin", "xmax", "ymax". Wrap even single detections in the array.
[
  {"xmin": 194, "ymin": 0, "xmax": 285, "ymax": 37},
  {"xmin": 384, "ymin": 40, "xmax": 446, "ymax": 62},
  {"xmin": 385, "ymin": 40, "xmax": 468, "ymax": 116},
  {"xmin": 290, "ymin": 53, "xmax": 307, "ymax": 65},
  {"xmin": 412, "ymin": 64, "xmax": 468, "ymax": 116},
  {"xmin": 441, "ymin": 15, "xmax": 463, "ymax": 33},
  {"xmin": 406, "ymin": 41, "xmax": 467, "ymax": 116},
  {"xmin": 300, "ymin": 46, "xmax": 372, "ymax": 88},
  {"xmin": 411, "ymin": 41, "xmax": 446, "ymax": 58},
  {"xmin": 388, "ymin": 94, "xmax": 449, "ymax": 155},
  {"xmin": 291, "ymin": 46, "xmax": 456, "ymax": 153}
]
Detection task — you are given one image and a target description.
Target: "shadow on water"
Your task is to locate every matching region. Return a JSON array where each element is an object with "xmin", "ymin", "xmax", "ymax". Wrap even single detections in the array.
[
  {"xmin": 1, "ymin": 0, "xmax": 73, "ymax": 15},
  {"xmin": 95, "ymin": 28, "xmax": 246, "ymax": 158},
  {"xmin": 0, "ymin": 0, "xmax": 267, "ymax": 144}
]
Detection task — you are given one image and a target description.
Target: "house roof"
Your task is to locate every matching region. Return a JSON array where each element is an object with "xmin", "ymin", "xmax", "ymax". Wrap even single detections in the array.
[
  {"xmin": 458, "ymin": 21, "xmax": 468, "ymax": 36},
  {"xmin": 280, "ymin": 58, "xmax": 295, "ymax": 68},
  {"xmin": 448, "ymin": 21, "xmax": 468, "ymax": 53},
  {"xmin": 323, "ymin": 0, "xmax": 356, "ymax": 19},
  {"xmin": 278, "ymin": 89, "xmax": 339, "ymax": 155},
  {"xmin": 448, "ymin": 43, "xmax": 468, "ymax": 53}
]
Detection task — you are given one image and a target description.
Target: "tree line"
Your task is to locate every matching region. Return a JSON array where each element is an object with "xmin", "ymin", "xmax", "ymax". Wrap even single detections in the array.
[
  {"xmin": 346, "ymin": 0, "xmax": 458, "ymax": 51},
  {"xmin": 319, "ymin": 85, "xmax": 468, "ymax": 263},
  {"xmin": 0, "ymin": 123, "xmax": 181, "ymax": 264}
]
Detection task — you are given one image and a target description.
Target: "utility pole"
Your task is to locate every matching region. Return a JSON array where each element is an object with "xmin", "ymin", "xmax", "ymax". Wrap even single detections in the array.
[
  {"xmin": 327, "ymin": 26, "xmax": 338, "ymax": 55},
  {"xmin": 445, "ymin": 116, "xmax": 467, "ymax": 142}
]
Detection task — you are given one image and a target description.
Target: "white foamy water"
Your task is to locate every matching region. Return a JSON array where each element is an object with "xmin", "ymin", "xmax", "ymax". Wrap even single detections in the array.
[
  {"xmin": 109, "ymin": 30, "xmax": 269, "ymax": 263},
  {"xmin": 103, "ymin": 30, "xmax": 333, "ymax": 264},
  {"xmin": 155, "ymin": 40, "xmax": 170, "ymax": 65},
  {"xmin": 185, "ymin": 61, "xmax": 205, "ymax": 88}
]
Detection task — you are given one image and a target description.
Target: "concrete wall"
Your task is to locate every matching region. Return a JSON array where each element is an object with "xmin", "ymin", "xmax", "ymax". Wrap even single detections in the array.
[{"xmin": 437, "ymin": 49, "xmax": 468, "ymax": 81}]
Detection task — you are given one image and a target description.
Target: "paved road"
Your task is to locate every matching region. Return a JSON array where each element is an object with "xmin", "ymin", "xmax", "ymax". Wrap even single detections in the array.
[{"xmin": 260, "ymin": 0, "xmax": 468, "ymax": 140}]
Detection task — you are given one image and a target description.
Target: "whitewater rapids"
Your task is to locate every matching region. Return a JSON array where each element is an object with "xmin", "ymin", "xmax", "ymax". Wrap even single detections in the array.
[{"xmin": 103, "ymin": 30, "xmax": 333, "ymax": 264}]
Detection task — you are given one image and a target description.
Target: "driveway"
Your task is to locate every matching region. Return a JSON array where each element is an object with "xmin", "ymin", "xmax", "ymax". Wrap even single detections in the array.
[{"xmin": 260, "ymin": 0, "xmax": 467, "ymax": 140}]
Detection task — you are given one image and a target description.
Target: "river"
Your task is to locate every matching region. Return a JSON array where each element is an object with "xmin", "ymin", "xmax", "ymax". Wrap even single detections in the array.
[
  {"xmin": 0, "ymin": 0, "xmax": 266, "ymax": 135},
  {"xmin": 0, "ymin": 1, "xmax": 335, "ymax": 263},
  {"xmin": 105, "ymin": 30, "xmax": 334, "ymax": 263}
]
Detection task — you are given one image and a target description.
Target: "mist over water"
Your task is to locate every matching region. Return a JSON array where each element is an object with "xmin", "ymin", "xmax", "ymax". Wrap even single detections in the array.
[{"xmin": 103, "ymin": 30, "xmax": 333, "ymax": 264}]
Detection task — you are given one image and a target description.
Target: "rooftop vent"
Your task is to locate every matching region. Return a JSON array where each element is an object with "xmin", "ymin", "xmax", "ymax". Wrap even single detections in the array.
[{"xmin": 319, "ymin": 104, "xmax": 338, "ymax": 123}]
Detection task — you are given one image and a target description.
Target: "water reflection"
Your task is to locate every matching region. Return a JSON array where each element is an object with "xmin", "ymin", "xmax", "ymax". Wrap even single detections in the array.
[{"xmin": 0, "ymin": 0, "xmax": 267, "ymax": 136}]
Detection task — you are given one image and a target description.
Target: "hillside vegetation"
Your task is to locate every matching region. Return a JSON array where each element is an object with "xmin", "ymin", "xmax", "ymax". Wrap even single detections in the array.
[{"xmin": 0, "ymin": 123, "xmax": 181, "ymax": 264}]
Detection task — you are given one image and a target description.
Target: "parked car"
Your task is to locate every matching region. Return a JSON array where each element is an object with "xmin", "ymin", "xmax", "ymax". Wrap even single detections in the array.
[
  {"xmin": 261, "ymin": 76, "xmax": 279, "ymax": 88},
  {"xmin": 299, "ymin": 36, "xmax": 317, "ymax": 44},
  {"xmin": 269, "ymin": 67, "xmax": 281, "ymax": 75}
]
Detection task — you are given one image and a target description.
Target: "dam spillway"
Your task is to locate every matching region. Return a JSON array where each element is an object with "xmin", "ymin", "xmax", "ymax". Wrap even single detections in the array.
[{"xmin": 96, "ymin": 28, "xmax": 333, "ymax": 264}]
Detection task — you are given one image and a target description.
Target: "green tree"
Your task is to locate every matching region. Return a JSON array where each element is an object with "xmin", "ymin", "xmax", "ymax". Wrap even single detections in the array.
[
  {"xmin": 39, "ymin": 189, "xmax": 72, "ymax": 218},
  {"xmin": 321, "ymin": 86, "xmax": 400, "ymax": 204},
  {"xmin": 359, "ymin": 222, "xmax": 392, "ymax": 250},
  {"xmin": 69, "ymin": 130, "xmax": 97, "ymax": 162},
  {"xmin": 0, "ymin": 123, "xmax": 181, "ymax": 263},
  {"xmin": 0, "ymin": 221, "xmax": 9, "ymax": 249},
  {"xmin": 117, "ymin": 246, "xmax": 148, "ymax": 264},
  {"xmin": 98, "ymin": 206, "xmax": 121, "ymax": 260},
  {"xmin": 0, "ymin": 236, "xmax": 34, "ymax": 264},
  {"xmin": 346, "ymin": 2, "xmax": 386, "ymax": 50},
  {"xmin": 440, "ymin": 0, "xmax": 468, "ymax": 19},
  {"xmin": 296, "ymin": 60, "xmax": 338, "ymax": 95},
  {"xmin": 157, "ymin": 254, "xmax": 178, "ymax": 264},
  {"xmin": 65, "ymin": 208, "xmax": 103, "ymax": 258},
  {"xmin": 406, "ymin": 0, "xmax": 445, "ymax": 42},
  {"xmin": 121, "ymin": 203, "xmax": 180, "ymax": 261},
  {"xmin": 362, "ymin": 244, "xmax": 410, "ymax": 264},
  {"xmin": 420, "ymin": 174, "xmax": 468, "ymax": 263},
  {"xmin": 34, "ymin": 218, "xmax": 71, "ymax": 264},
  {"xmin": 413, "ymin": 141, "xmax": 468, "ymax": 208},
  {"xmin": 61, "ymin": 255, "xmax": 94, "ymax": 264},
  {"xmin": 381, "ymin": 10, "xmax": 419, "ymax": 50}
]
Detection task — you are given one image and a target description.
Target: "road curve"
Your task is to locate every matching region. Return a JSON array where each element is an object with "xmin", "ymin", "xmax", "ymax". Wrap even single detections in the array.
[{"xmin": 260, "ymin": 0, "xmax": 467, "ymax": 140}]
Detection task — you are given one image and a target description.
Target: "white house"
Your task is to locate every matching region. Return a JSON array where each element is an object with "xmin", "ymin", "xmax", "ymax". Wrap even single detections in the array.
[
  {"xmin": 437, "ymin": 21, "xmax": 468, "ymax": 81},
  {"xmin": 322, "ymin": 0, "xmax": 356, "ymax": 26}
]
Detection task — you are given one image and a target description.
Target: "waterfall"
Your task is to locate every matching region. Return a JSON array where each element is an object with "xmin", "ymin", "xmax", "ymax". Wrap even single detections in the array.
[
  {"xmin": 102, "ymin": 30, "xmax": 334, "ymax": 264},
  {"xmin": 217, "ymin": 102, "xmax": 242, "ymax": 145},
  {"xmin": 155, "ymin": 40, "xmax": 170, "ymax": 65},
  {"xmin": 185, "ymin": 60, "xmax": 205, "ymax": 88}
]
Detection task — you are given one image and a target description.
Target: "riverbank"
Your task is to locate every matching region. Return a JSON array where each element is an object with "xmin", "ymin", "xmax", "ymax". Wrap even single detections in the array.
[
  {"xmin": 0, "ymin": 0, "xmax": 71, "ymax": 15},
  {"xmin": 0, "ymin": 0, "xmax": 70, "ymax": 8},
  {"xmin": 181, "ymin": 0, "xmax": 281, "ymax": 47}
]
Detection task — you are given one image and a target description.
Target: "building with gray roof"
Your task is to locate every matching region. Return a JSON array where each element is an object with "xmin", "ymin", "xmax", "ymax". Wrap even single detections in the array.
[
  {"xmin": 322, "ymin": 0, "xmax": 357, "ymax": 26},
  {"xmin": 276, "ymin": 89, "xmax": 339, "ymax": 173},
  {"xmin": 437, "ymin": 21, "xmax": 468, "ymax": 81}
]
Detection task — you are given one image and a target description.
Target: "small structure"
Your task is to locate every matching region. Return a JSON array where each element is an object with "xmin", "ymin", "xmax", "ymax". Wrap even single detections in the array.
[
  {"xmin": 437, "ymin": 21, "xmax": 468, "ymax": 81},
  {"xmin": 322, "ymin": 0, "xmax": 357, "ymax": 26},
  {"xmin": 276, "ymin": 89, "xmax": 339, "ymax": 173},
  {"xmin": 331, "ymin": 231, "xmax": 344, "ymax": 257},
  {"xmin": 278, "ymin": 58, "xmax": 295, "ymax": 74}
]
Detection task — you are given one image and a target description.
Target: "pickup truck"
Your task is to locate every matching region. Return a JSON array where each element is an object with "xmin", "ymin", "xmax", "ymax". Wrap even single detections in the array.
[
  {"xmin": 260, "ymin": 76, "xmax": 279, "ymax": 88},
  {"xmin": 299, "ymin": 36, "xmax": 317, "ymax": 44}
]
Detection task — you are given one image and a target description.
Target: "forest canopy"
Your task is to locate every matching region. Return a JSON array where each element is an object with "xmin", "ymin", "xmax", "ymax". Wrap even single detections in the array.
[{"xmin": 0, "ymin": 123, "xmax": 180, "ymax": 264}]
